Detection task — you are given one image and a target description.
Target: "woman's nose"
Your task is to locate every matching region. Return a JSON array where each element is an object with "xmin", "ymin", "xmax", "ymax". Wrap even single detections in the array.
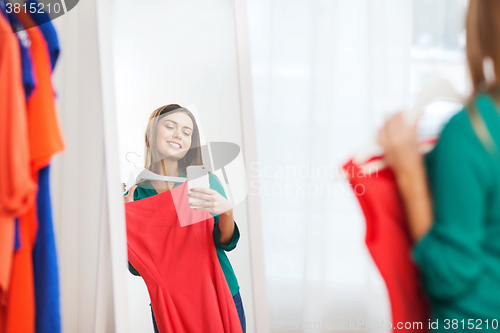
[{"xmin": 173, "ymin": 129, "xmax": 181, "ymax": 139}]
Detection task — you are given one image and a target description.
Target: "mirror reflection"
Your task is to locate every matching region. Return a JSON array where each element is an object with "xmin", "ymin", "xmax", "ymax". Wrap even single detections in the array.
[{"xmin": 113, "ymin": 1, "xmax": 253, "ymax": 332}]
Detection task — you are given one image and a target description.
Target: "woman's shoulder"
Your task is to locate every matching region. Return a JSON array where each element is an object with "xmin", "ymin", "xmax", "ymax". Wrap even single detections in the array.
[
  {"xmin": 438, "ymin": 95, "xmax": 495, "ymax": 144},
  {"xmin": 473, "ymin": 92, "xmax": 500, "ymax": 129},
  {"xmin": 426, "ymin": 94, "xmax": 499, "ymax": 180},
  {"xmin": 438, "ymin": 93, "xmax": 500, "ymax": 148},
  {"xmin": 133, "ymin": 180, "xmax": 157, "ymax": 200}
]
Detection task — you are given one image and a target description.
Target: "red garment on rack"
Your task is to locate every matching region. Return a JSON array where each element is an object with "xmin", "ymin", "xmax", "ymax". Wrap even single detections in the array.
[
  {"xmin": 16, "ymin": 12, "xmax": 65, "ymax": 172},
  {"xmin": 343, "ymin": 158, "xmax": 429, "ymax": 332},
  {"xmin": 0, "ymin": 9, "xmax": 36, "ymax": 315},
  {"xmin": 125, "ymin": 183, "xmax": 243, "ymax": 333},
  {"xmin": 0, "ymin": 15, "xmax": 35, "ymax": 218}
]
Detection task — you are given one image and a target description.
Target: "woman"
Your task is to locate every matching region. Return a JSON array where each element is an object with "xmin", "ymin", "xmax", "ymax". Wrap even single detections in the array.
[
  {"xmin": 124, "ymin": 104, "xmax": 246, "ymax": 333},
  {"xmin": 378, "ymin": 1, "xmax": 500, "ymax": 331}
]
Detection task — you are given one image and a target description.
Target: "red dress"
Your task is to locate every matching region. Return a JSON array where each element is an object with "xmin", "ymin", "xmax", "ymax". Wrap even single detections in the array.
[
  {"xmin": 343, "ymin": 158, "xmax": 429, "ymax": 332},
  {"xmin": 125, "ymin": 182, "xmax": 243, "ymax": 333}
]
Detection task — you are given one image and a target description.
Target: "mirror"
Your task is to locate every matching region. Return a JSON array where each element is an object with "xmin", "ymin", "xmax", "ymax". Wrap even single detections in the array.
[{"xmin": 112, "ymin": 1, "xmax": 259, "ymax": 332}]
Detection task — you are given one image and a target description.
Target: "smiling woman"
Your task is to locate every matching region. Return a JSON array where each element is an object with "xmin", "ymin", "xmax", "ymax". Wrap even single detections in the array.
[
  {"xmin": 123, "ymin": 104, "xmax": 245, "ymax": 333},
  {"xmin": 156, "ymin": 115, "xmax": 194, "ymax": 159},
  {"xmin": 143, "ymin": 105, "xmax": 202, "ymax": 189}
]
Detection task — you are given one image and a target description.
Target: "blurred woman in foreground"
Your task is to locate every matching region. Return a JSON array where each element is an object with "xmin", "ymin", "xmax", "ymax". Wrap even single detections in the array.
[{"xmin": 379, "ymin": 1, "xmax": 500, "ymax": 331}]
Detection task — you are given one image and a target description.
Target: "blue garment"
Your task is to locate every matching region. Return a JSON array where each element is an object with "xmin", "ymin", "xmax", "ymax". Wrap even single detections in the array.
[
  {"xmin": 26, "ymin": 11, "xmax": 62, "ymax": 331},
  {"xmin": 233, "ymin": 291, "xmax": 247, "ymax": 333},
  {"xmin": 151, "ymin": 307, "xmax": 159, "ymax": 333},
  {"xmin": 28, "ymin": 0, "xmax": 59, "ymax": 70},
  {"xmin": 14, "ymin": 218, "xmax": 21, "ymax": 251},
  {"xmin": 6, "ymin": 12, "xmax": 36, "ymax": 98},
  {"xmin": 0, "ymin": 0, "xmax": 6, "ymax": 18},
  {"xmin": 151, "ymin": 291, "xmax": 246, "ymax": 333},
  {"xmin": 33, "ymin": 165, "xmax": 61, "ymax": 333}
]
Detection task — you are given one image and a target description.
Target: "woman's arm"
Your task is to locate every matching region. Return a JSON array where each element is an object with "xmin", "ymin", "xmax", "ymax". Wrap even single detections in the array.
[
  {"xmin": 378, "ymin": 112, "xmax": 433, "ymax": 241},
  {"xmin": 124, "ymin": 184, "xmax": 137, "ymax": 203},
  {"xmin": 218, "ymin": 210, "xmax": 235, "ymax": 245},
  {"xmin": 409, "ymin": 110, "xmax": 489, "ymax": 300},
  {"xmin": 395, "ymin": 166, "xmax": 433, "ymax": 241}
]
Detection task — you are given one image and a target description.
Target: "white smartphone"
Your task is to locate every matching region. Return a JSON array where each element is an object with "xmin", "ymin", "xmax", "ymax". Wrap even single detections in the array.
[{"xmin": 186, "ymin": 165, "xmax": 210, "ymax": 204}]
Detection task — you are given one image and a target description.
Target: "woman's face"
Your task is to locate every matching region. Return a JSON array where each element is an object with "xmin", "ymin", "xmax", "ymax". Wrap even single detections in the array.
[{"xmin": 155, "ymin": 112, "xmax": 194, "ymax": 161}]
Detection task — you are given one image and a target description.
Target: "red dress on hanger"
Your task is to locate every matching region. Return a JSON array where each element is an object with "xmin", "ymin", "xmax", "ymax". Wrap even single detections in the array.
[
  {"xmin": 343, "ymin": 158, "xmax": 429, "ymax": 332},
  {"xmin": 125, "ymin": 182, "xmax": 243, "ymax": 333}
]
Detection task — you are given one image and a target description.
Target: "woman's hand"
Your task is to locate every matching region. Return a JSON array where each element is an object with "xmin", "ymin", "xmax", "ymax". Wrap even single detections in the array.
[
  {"xmin": 378, "ymin": 112, "xmax": 423, "ymax": 176},
  {"xmin": 124, "ymin": 184, "xmax": 137, "ymax": 203},
  {"xmin": 187, "ymin": 188, "xmax": 232, "ymax": 215},
  {"xmin": 378, "ymin": 112, "xmax": 433, "ymax": 241},
  {"xmin": 188, "ymin": 187, "xmax": 235, "ymax": 245}
]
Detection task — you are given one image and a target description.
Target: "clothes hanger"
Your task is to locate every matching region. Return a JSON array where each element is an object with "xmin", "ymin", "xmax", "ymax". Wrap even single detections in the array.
[
  {"xmin": 124, "ymin": 168, "xmax": 187, "ymax": 192},
  {"xmin": 350, "ymin": 78, "xmax": 463, "ymax": 175},
  {"xmin": 124, "ymin": 152, "xmax": 186, "ymax": 192}
]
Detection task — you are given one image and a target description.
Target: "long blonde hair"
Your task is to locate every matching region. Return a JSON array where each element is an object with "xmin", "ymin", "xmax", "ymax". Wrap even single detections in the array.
[
  {"xmin": 144, "ymin": 104, "xmax": 203, "ymax": 174},
  {"xmin": 465, "ymin": 0, "xmax": 500, "ymax": 150}
]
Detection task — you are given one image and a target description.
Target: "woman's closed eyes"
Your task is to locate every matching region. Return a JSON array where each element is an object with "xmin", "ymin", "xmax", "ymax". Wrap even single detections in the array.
[{"xmin": 164, "ymin": 123, "xmax": 192, "ymax": 137}]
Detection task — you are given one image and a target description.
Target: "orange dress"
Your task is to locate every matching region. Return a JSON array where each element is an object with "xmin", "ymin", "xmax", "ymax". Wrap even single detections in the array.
[{"xmin": 0, "ymin": 9, "xmax": 37, "ymax": 315}]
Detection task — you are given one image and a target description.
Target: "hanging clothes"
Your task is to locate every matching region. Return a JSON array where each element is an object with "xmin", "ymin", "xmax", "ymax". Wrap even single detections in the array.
[
  {"xmin": 5, "ymin": 11, "xmax": 36, "ymax": 98},
  {"xmin": 125, "ymin": 182, "xmax": 243, "ymax": 333},
  {"xmin": 343, "ymin": 158, "xmax": 429, "ymax": 333},
  {"xmin": 5, "ymin": 11, "xmax": 36, "ymax": 255},
  {"xmin": 0, "ymin": 3, "xmax": 62, "ymax": 332},
  {"xmin": 3, "ymin": 11, "xmax": 64, "ymax": 333},
  {"xmin": 0, "ymin": 4, "xmax": 37, "ymax": 318},
  {"xmin": 25, "ymin": 11, "xmax": 63, "ymax": 333},
  {"xmin": 14, "ymin": 11, "xmax": 64, "ymax": 172},
  {"xmin": 4, "ymin": 203, "xmax": 38, "ymax": 333},
  {"xmin": 33, "ymin": 165, "xmax": 61, "ymax": 333}
]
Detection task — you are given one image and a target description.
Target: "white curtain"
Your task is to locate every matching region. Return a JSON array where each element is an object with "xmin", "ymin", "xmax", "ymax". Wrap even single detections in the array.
[
  {"xmin": 247, "ymin": 1, "xmax": 412, "ymax": 332},
  {"xmin": 247, "ymin": 0, "xmax": 470, "ymax": 331}
]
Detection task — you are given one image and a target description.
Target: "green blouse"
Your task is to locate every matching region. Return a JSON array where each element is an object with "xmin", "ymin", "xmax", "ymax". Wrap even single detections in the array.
[
  {"xmin": 413, "ymin": 93, "xmax": 500, "ymax": 331},
  {"xmin": 126, "ymin": 172, "xmax": 240, "ymax": 296}
]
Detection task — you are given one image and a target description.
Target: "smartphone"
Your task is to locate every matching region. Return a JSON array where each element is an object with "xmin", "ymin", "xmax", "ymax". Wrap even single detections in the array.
[{"xmin": 186, "ymin": 165, "xmax": 210, "ymax": 204}]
